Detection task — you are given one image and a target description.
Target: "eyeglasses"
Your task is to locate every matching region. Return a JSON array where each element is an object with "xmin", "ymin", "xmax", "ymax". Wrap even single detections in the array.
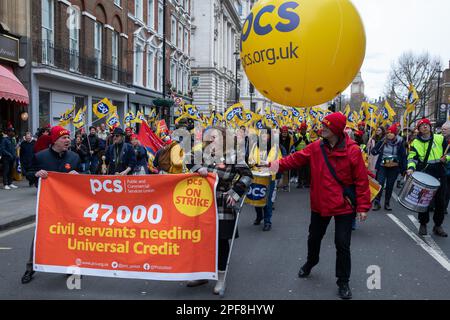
[{"xmin": 113, "ymin": 134, "xmax": 123, "ymax": 138}]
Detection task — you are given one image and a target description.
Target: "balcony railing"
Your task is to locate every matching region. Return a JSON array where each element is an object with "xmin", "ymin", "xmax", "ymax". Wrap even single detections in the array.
[{"xmin": 33, "ymin": 40, "xmax": 131, "ymax": 86}]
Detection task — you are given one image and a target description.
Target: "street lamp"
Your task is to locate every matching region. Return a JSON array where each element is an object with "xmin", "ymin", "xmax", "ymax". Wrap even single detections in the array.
[
  {"xmin": 233, "ymin": 51, "xmax": 240, "ymax": 103},
  {"xmin": 435, "ymin": 68, "xmax": 443, "ymax": 123}
]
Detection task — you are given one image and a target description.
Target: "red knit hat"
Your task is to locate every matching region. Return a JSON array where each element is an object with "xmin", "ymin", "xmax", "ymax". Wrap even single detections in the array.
[
  {"xmin": 281, "ymin": 126, "xmax": 289, "ymax": 133},
  {"xmin": 322, "ymin": 112, "xmax": 347, "ymax": 136},
  {"xmin": 355, "ymin": 130, "xmax": 364, "ymax": 137},
  {"xmin": 417, "ymin": 118, "xmax": 431, "ymax": 129},
  {"xmin": 50, "ymin": 126, "xmax": 70, "ymax": 144},
  {"xmin": 388, "ymin": 124, "xmax": 399, "ymax": 135}
]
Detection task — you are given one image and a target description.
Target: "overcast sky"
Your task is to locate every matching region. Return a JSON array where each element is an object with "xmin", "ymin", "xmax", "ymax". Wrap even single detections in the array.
[{"xmin": 343, "ymin": 0, "xmax": 450, "ymax": 99}]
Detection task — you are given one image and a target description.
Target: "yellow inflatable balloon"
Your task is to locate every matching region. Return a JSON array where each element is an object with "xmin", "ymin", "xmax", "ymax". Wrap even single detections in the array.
[{"xmin": 240, "ymin": 0, "xmax": 366, "ymax": 107}]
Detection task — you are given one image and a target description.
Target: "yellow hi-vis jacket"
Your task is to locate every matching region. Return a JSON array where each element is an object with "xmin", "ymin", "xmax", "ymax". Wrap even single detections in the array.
[
  {"xmin": 407, "ymin": 134, "xmax": 450, "ymax": 171},
  {"xmin": 248, "ymin": 145, "xmax": 282, "ymax": 181}
]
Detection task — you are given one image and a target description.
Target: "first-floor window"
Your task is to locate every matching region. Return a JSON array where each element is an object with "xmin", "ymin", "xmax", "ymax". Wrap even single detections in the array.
[{"xmin": 147, "ymin": 49, "xmax": 155, "ymax": 89}]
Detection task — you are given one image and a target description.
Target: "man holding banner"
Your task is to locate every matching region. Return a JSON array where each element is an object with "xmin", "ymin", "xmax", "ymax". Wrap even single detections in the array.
[
  {"xmin": 21, "ymin": 126, "xmax": 81, "ymax": 284},
  {"xmin": 104, "ymin": 127, "xmax": 136, "ymax": 176}
]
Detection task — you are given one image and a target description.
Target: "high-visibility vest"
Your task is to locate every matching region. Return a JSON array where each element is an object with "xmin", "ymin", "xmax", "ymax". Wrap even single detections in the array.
[{"xmin": 407, "ymin": 134, "xmax": 450, "ymax": 170}]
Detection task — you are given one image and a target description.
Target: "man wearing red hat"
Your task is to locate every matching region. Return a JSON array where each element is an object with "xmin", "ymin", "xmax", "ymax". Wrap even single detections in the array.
[
  {"xmin": 21, "ymin": 126, "xmax": 81, "ymax": 284},
  {"xmin": 270, "ymin": 112, "xmax": 371, "ymax": 299},
  {"xmin": 407, "ymin": 118, "xmax": 449, "ymax": 237},
  {"xmin": 371, "ymin": 124, "xmax": 407, "ymax": 211}
]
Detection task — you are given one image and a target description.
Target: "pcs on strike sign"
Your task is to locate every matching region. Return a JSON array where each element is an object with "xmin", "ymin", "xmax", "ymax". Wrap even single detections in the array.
[{"xmin": 34, "ymin": 172, "xmax": 219, "ymax": 281}]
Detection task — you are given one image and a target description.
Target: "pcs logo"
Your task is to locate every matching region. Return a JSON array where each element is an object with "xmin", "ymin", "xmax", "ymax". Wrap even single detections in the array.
[
  {"xmin": 242, "ymin": 1, "xmax": 300, "ymax": 43},
  {"xmin": 247, "ymin": 184, "xmax": 267, "ymax": 201}
]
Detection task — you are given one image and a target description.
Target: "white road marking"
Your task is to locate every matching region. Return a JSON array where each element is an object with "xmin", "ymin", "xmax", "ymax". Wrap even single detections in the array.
[
  {"xmin": 0, "ymin": 223, "xmax": 35, "ymax": 239},
  {"xmin": 0, "ymin": 247, "xmax": 12, "ymax": 250},
  {"xmin": 387, "ymin": 214, "xmax": 450, "ymax": 271},
  {"xmin": 407, "ymin": 215, "xmax": 450, "ymax": 264}
]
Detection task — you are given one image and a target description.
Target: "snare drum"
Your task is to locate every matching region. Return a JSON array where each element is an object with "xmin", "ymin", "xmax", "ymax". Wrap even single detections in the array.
[
  {"xmin": 245, "ymin": 171, "xmax": 271, "ymax": 207},
  {"xmin": 397, "ymin": 172, "xmax": 441, "ymax": 213}
]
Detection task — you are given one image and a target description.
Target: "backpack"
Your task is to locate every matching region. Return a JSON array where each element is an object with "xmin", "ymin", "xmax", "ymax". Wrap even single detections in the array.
[{"xmin": 157, "ymin": 142, "xmax": 177, "ymax": 172}]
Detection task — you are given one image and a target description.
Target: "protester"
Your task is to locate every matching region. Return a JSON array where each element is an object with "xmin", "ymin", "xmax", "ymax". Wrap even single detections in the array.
[
  {"xmin": 33, "ymin": 127, "xmax": 52, "ymax": 153},
  {"xmin": 248, "ymin": 127, "xmax": 281, "ymax": 231},
  {"xmin": 442, "ymin": 121, "xmax": 450, "ymax": 214},
  {"xmin": 70, "ymin": 135, "xmax": 89, "ymax": 173},
  {"xmin": 19, "ymin": 132, "xmax": 36, "ymax": 186},
  {"xmin": 125, "ymin": 127, "xmax": 133, "ymax": 144},
  {"xmin": 279, "ymin": 126, "xmax": 294, "ymax": 190},
  {"xmin": 407, "ymin": 118, "xmax": 448, "ymax": 237},
  {"xmin": 371, "ymin": 124, "xmax": 407, "ymax": 211},
  {"xmin": 153, "ymin": 132, "xmax": 186, "ymax": 174},
  {"xmin": 187, "ymin": 127, "xmax": 253, "ymax": 294},
  {"xmin": 83, "ymin": 126, "xmax": 101, "ymax": 174},
  {"xmin": 130, "ymin": 134, "xmax": 149, "ymax": 174},
  {"xmin": 293, "ymin": 123, "xmax": 310, "ymax": 188},
  {"xmin": 21, "ymin": 126, "xmax": 81, "ymax": 284},
  {"xmin": 1, "ymin": 128, "xmax": 18, "ymax": 190},
  {"xmin": 104, "ymin": 127, "xmax": 136, "ymax": 175},
  {"xmin": 367, "ymin": 126, "xmax": 386, "ymax": 174},
  {"xmin": 272, "ymin": 112, "xmax": 371, "ymax": 300}
]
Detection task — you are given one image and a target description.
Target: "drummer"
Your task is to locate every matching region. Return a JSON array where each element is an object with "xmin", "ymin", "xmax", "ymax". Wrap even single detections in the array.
[
  {"xmin": 407, "ymin": 118, "xmax": 449, "ymax": 237},
  {"xmin": 248, "ymin": 126, "xmax": 282, "ymax": 231},
  {"xmin": 371, "ymin": 124, "xmax": 407, "ymax": 211}
]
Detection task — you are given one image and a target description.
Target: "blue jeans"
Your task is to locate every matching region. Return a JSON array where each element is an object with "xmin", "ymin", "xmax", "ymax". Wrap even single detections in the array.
[
  {"xmin": 88, "ymin": 155, "xmax": 99, "ymax": 174},
  {"xmin": 376, "ymin": 166, "xmax": 400, "ymax": 205},
  {"xmin": 255, "ymin": 181, "xmax": 276, "ymax": 225}
]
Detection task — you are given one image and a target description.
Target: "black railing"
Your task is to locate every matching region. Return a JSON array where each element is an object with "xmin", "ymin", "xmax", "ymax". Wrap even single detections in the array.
[{"xmin": 33, "ymin": 40, "xmax": 131, "ymax": 86}]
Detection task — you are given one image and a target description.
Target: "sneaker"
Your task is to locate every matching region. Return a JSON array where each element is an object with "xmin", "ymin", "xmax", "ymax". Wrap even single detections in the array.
[
  {"xmin": 9, "ymin": 184, "xmax": 18, "ymax": 189},
  {"xmin": 298, "ymin": 264, "xmax": 312, "ymax": 278},
  {"xmin": 263, "ymin": 224, "xmax": 272, "ymax": 231},
  {"xmin": 372, "ymin": 201, "xmax": 381, "ymax": 211},
  {"xmin": 213, "ymin": 271, "xmax": 226, "ymax": 295},
  {"xmin": 433, "ymin": 226, "xmax": 448, "ymax": 237},
  {"xmin": 21, "ymin": 270, "xmax": 35, "ymax": 284},
  {"xmin": 338, "ymin": 283, "xmax": 352, "ymax": 300},
  {"xmin": 253, "ymin": 219, "xmax": 262, "ymax": 226},
  {"xmin": 419, "ymin": 224, "xmax": 427, "ymax": 236},
  {"xmin": 4, "ymin": 185, "xmax": 11, "ymax": 190}
]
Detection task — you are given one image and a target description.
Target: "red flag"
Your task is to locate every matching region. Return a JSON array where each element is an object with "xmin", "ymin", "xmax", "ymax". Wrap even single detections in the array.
[{"xmin": 137, "ymin": 121, "xmax": 165, "ymax": 155}]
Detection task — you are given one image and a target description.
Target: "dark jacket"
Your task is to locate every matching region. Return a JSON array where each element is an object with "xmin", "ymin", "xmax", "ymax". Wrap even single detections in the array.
[
  {"xmin": 19, "ymin": 140, "xmax": 36, "ymax": 168},
  {"xmin": 83, "ymin": 134, "xmax": 101, "ymax": 156},
  {"xmin": 133, "ymin": 144, "xmax": 149, "ymax": 174},
  {"xmin": 26, "ymin": 147, "xmax": 82, "ymax": 183},
  {"xmin": 371, "ymin": 136, "xmax": 407, "ymax": 173},
  {"xmin": 105, "ymin": 142, "xmax": 137, "ymax": 175},
  {"xmin": 70, "ymin": 142, "xmax": 89, "ymax": 163},
  {"xmin": 1, "ymin": 136, "xmax": 16, "ymax": 160}
]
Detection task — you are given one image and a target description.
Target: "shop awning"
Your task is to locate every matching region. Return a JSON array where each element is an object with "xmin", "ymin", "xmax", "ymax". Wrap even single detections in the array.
[{"xmin": 0, "ymin": 64, "xmax": 29, "ymax": 105}]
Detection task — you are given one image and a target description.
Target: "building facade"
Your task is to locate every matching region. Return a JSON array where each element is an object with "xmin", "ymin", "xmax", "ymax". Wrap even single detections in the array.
[
  {"xmin": 30, "ymin": 0, "xmax": 133, "ymax": 134},
  {"xmin": 0, "ymin": 0, "xmax": 31, "ymax": 135},
  {"xmin": 190, "ymin": 0, "xmax": 243, "ymax": 114},
  {"xmin": 127, "ymin": 0, "xmax": 192, "ymax": 126}
]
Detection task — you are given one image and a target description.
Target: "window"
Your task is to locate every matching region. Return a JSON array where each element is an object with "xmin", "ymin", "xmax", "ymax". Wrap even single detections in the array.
[
  {"xmin": 41, "ymin": 0, "xmax": 54, "ymax": 64},
  {"xmin": 184, "ymin": 29, "xmax": 188, "ymax": 53},
  {"xmin": 148, "ymin": 0, "xmax": 155, "ymax": 29},
  {"xmin": 177, "ymin": 66, "xmax": 182, "ymax": 93},
  {"xmin": 171, "ymin": 17, "xmax": 176, "ymax": 44},
  {"xmin": 178, "ymin": 25, "xmax": 182, "ymax": 49},
  {"xmin": 183, "ymin": 69, "xmax": 189, "ymax": 94},
  {"xmin": 147, "ymin": 49, "xmax": 154, "ymax": 89},
  {"xmin": 135, "ymin": 0, "xmax": 143, "ymax": 21},
  {"xmin": 39, "ymin": 90, "xmax": 51, "ymax": 128},
  {"xmin": 158, "ymin": 3, "xmax": 164, "ymax": 34},
  {"xmin": 134, "ymin": 42, "xmax": 144, "ymax": 86},
  {"xmin": 94, "ymin": 22, "xmax": 103, "ymax": 78},
  {"xmin": 69, "ymin": 6, "xmax": 80, "ymax": 72},
  {"xmin": 112, "ymin": 32, "xmax": 119, "ymax": 82},
  {"xmin": 170, "ymin": 62, "xmax": 176, "ymax": 90},
  {"xmin": 157, "ymin": 54, "xmax": 163, "ymax": 91}
]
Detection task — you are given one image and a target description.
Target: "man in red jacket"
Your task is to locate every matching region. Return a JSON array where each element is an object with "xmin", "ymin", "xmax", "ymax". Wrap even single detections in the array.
[{"xmin": 271, "ymin": 112, "xmax": 371, "ymax": 299}]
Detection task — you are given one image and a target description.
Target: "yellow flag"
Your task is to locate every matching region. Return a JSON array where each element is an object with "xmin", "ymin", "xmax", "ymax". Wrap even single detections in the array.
[
  {"xmin": 73, "ymin": 106, "xmax": 87, "ymax": 129},
  {"xmin": 106, "ymin": 112, "xmax": 120, "ymax": 129},
  {"xmin": 93, "ymin": 98, "xmax": 116, "ymax": 119},
  {"xmin": 406, "ymin": 83, "xmax": 419, "ymax": 114},
  {"xmin": 58, "ymin": 105, "xmax": 75, "ymax": 127}
]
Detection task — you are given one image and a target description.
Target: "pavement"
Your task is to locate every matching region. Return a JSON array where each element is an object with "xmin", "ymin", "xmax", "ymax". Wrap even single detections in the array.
[
  {"xmin": 0, "ymin": 179, "xmax": 37, "ymax": 231},
  {"xmin": 1, "ymin": 181, "xmax": 450, "ymax": 299}
]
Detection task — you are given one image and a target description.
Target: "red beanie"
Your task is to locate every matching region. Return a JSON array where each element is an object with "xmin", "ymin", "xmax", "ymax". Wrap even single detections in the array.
[
  {"xmin": 130, "ymin": 134, "xmax": 139, "ymax": 140},
  {"xmin": 388, "ymin": 124, "xmax": 399, "ymax": 135},
  {"xmin": 322, "ymin": 112, "xmax": 347, "ymax": 136},
  {"xmin": 417, "ymin": 118, "xmax": 431, "ymax": 129},
  {"xmin": 355, "ymin": 130, "xmax": 364, "ymax": 137},
  {"xmin": 281, "ymin": 126, "xmax": 289, "ymax": 133},
  {"xmin": 50, "ymin": 126, "xmax": 70, "ymax": 144}
]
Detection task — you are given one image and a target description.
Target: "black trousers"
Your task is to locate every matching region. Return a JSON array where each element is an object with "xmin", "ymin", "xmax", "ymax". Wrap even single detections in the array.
[
  {"xmin": 305, "ymin": 212, "xmax": 355, "ymax": 285},
  {"xmin": 26, "ymin": 235, "xmax": 34, "ymax": 272},
  {"xmin": 298, "ymin": 165, "xmax": 310, "ymax": 186},
  {"xmin": 218, "ymin": 239, "xmax": 230, "ymax": 271},
  {"xmin": 419, "ymin": 175, "xmax": 447, "ymax": 227},
  {"xmin": 2, "ymin": 157, "xmax": 14, "ymax": 186}
]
